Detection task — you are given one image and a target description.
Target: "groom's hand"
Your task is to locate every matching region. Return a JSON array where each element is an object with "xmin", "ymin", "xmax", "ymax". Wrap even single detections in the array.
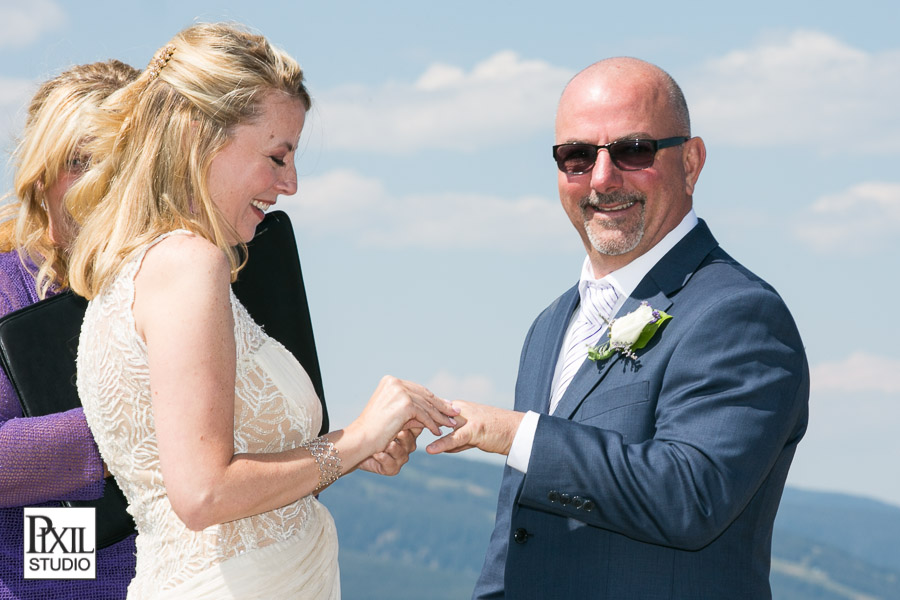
[
  {"xmin": 357, "ymin": 428, "xmax": 421, "ymax": 476},
  {"xmin": 426, "ymin": 401, "xmax": 523, "ymax": 456}
]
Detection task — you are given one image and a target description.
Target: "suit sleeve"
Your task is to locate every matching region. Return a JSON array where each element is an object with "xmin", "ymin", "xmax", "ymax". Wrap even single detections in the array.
[{"xmin": 518, "ymin": 286, "xmax": 809, "ymax": 550}]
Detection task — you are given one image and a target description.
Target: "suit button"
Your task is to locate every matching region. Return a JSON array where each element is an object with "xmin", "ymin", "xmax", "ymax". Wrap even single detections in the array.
[
  {"xmin": 572, "ymin": 496, "xmax": 584, "ymax": 509},
  {"xmin": 513, "ymin": 528, "xmax": 531, "ymax": 544},
  {"xmin": 548, "ymin": 490, "xmax": 560, "ymax": 503},
  {"xmin": 582, "ymin": 499, "xmax": 595, "ymax": 512},
  {"xmin": 559, "ymin": 493, "xmax": 571, "ymax": 505}
]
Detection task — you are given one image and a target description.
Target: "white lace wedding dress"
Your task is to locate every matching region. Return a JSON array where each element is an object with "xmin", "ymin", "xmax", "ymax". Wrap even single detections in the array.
[{"xmin": 77, "ymin": 232, "xmax": 340, "ymax": 599}]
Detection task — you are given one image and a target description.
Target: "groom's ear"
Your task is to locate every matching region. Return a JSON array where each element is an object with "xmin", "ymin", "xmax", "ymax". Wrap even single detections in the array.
[{"xmin": 682, "ymin": 136, "xmax": 706, "ymax": 197}]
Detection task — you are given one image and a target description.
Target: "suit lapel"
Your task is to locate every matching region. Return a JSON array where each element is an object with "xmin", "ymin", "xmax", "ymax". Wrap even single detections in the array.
[
  {"xmin": 521, "ymin": 285, "xmax": 579, "ymax": 415},
  {"xmin": 551, "ymin": 220, "xmax": 719, "ymax": 420}
]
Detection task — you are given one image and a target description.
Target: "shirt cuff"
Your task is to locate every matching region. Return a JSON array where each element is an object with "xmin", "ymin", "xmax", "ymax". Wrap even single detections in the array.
[{"xmin": 507, "ymin": 410, "xmax": 540, "ymax": 473}]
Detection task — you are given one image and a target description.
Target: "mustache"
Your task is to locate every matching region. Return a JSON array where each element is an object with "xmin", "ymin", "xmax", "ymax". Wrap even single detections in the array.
[{"xmin": 579, "ymin": 190, "xmax": 646, "ymax": 210}]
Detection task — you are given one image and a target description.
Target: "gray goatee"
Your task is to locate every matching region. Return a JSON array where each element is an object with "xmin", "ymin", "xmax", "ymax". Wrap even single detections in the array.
[{"xmin": 580, "ymin": 190, "xmax": 646, "ymax": 256}]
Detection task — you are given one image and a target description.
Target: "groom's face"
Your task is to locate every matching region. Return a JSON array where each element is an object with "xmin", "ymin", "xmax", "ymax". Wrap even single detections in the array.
[{"xmin": 555, "ymin": 62, "xmax": 699, "ymax": 276}]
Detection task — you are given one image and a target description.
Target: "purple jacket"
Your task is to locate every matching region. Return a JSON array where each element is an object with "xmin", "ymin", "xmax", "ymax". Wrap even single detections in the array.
[{"xmin": 0, "ymin": 250, "xmax": 135, "ymax": 599}]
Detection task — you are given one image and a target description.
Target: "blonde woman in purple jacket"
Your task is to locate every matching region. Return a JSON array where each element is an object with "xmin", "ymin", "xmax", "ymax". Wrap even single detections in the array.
[{"xmin": 0, "ymin": 59, "xmax": 139, "ymax": 599}]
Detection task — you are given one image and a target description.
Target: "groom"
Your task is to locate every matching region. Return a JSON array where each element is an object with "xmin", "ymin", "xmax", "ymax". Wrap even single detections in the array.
[{"xmin": 428, "ymin": 57, "xmax": 809, "ymax": 599}]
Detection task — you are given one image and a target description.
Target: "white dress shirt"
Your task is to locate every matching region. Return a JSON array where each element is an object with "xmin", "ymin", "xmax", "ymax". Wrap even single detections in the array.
[{"xmin": 507, "ymin": 210, "xmax": 699, "ymax": 473}]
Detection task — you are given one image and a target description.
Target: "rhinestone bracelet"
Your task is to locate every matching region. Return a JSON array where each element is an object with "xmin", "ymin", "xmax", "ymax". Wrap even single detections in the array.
[{"xmin": 301, "ymin": 436, "xmax": 341, "ymax": 492}]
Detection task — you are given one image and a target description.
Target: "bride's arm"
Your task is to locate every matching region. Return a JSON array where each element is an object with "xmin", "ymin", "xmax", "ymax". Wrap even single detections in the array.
[{"xmin": 134, "ymin": 234, "xmax": 455, "ymax": 530}]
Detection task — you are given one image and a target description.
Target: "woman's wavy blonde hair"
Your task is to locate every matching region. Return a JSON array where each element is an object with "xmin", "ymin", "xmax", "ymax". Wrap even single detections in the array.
[
  {"xmin": 67, "ymin": 22, "xmax": 311, "ymax": 300},
  {"xmin": 0, "ymin": 60, "xmax": 139, "ymax": 299}
]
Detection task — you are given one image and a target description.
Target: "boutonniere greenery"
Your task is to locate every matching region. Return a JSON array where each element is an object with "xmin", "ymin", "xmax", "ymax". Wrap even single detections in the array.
[{"xmin": 587, "ymin": 302, "xmax": 672, "ymax": 362}]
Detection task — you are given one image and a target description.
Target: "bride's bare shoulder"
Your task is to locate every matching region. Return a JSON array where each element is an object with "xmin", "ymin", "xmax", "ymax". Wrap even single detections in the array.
[
  {"xmin": 136, "ymin": 233, "xmax": 231, "ymax": 283},
  {"xmin": 133, "ymin": 233, "xmax": 231, "ymax": 334}
]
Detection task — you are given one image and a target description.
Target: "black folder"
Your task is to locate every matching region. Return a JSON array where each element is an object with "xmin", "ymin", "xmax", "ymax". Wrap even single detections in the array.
[
  {"xmin": 0, "ymin": 289, "xmax": 135, "ymax": 549},
  {"xmin": 0, "ymin": 210, "xmax": 326, "ymax": 547}
]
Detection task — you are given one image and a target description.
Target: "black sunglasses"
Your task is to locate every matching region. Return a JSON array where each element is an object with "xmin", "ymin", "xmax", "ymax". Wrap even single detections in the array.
[{"xmin": 552, "ymin": 136, "xmax": 689, "ymax": 175}]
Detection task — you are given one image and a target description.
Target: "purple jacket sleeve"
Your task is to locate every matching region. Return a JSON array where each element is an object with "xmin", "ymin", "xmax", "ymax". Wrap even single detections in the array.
[
  {"xmin": 0, "ymin": 250, "xmax": 105, "ymax": 507},
  {"xmin": 0, "ymin": 407, "xmax": 105, "ymax": 507}
]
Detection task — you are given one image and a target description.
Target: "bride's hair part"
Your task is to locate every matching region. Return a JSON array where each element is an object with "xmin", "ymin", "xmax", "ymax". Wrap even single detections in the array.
[
  {"xmin": 67, "ymin": 22, "xmax": 311, "ymax": 299},
  {"xmin": 0, "ymin": 60, "xmax": 139, "ymax": 298}
]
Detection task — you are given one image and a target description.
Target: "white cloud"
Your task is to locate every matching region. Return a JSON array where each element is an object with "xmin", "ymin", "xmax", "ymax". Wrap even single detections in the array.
[
  {"xmin": 0, "ymin": 0, "xmax": 66, "ymax": 48},
  {"xmin": 311, "ymin": 51, "xmax": 572, "ymax": 153},
  {"xmin": 689, "ymin": 30, "xmax": 900, "ymax": 152},
  {"xmin": 425, "ymin": 370, "xmax": 511, "ymax": 409},
  {"xmin": 809, "ymin": 352, "xmax": 900, "ymax": 395},
  {"xmin": 290, "ymin": 168, "xmax": 383, "ymax": 222},
  {"xmin": 0, "ymin": 77, "xmax": 35, "ymax": 148},
  {"xmin": 788, "ymin": 352, "xmax": 900, "ymax": 507},
  {"xmin": 282, "ymin": 168, "xmax": 572, "ymax": 251},
  {"xmin": 793, "ymin": 182, "xmax": 900, "ymax": 254},
  {"xmin": 0, "ymin": 78, "xmax": 34, "ymax": 109}
]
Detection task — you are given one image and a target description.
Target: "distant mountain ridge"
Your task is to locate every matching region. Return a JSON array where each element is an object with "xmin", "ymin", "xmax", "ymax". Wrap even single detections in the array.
[
  {"xmin": 321, "ymin": 452, "xmax": 900, "ymax": 600},
  {"xmin": 776, "ymin": 487, "xmax": 900, "ymax": 574}
]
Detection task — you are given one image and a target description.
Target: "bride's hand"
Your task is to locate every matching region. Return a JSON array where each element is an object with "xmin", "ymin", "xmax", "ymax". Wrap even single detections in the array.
[
  {"xmin": 357, "ymin": 428, "xmax": 421, "ymax": 476},
  {"xmin": 345, "ymin": 376, "xmax": 457, "ymax": 457}
]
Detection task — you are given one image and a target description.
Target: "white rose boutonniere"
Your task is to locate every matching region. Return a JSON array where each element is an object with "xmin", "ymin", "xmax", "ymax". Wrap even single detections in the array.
[{"xmin": 587, "ymin": 301, "xmax": 672, "ymax": 362}]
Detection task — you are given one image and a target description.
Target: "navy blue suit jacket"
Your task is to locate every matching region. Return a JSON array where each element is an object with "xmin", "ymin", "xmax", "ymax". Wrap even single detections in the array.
[{"xmin": 474, "ymin": 221, "xmax": 809, "ymax": 599}]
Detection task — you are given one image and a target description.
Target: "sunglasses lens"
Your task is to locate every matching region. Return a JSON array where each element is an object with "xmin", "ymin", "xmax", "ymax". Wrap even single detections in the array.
[
  {"xmin": 554, "ymin": 144, "xmax": 597, "ymax": 174},
  {"xmin": 608, "ymin": 140, "xmax": 657, "ymax": 170}
]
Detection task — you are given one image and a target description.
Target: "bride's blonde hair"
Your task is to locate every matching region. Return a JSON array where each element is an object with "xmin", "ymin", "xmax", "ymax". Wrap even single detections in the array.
[{"xmin": 67, "ymin": 22, "xmax": 311, "ymax": 300}]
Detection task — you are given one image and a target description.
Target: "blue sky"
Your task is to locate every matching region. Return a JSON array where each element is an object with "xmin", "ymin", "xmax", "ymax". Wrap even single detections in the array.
[{"xmin": 2, "ymin": 1, "xmax": 899, "ymax": 508}]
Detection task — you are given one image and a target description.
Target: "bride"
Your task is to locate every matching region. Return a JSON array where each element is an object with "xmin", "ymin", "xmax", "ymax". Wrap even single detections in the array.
[{"xmin": 67, "ymin": 23, "xmax": 457, "ymax": 599}]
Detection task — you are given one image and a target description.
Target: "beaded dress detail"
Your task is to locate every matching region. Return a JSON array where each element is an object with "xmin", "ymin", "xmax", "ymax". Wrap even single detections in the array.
[{"xmin": 77, "ymin": 232, "xmax": 338, "ymax": 599}]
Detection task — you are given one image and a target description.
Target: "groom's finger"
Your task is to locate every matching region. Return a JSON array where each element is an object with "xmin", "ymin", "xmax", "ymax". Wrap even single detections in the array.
[{"xmin": 426, "ymin": 429, "xmax": 473, "ymax": 455}]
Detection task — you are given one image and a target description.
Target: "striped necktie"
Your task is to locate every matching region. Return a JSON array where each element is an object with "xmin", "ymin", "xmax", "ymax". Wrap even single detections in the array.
[{"xmin": 548, "ymin": 281, "xmax": 619, "ymax": 414}]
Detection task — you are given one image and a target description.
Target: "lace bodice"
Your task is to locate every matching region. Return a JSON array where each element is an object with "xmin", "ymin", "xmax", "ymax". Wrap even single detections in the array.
[{"xmin": 77, "ymin": 233, "xmax": 326, "ymax": 598}]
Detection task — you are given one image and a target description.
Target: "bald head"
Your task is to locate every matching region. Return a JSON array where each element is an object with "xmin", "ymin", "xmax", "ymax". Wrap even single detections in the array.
[{"xmin": 557, "ymin": 58, "xmax": 690, "ymax": 138}]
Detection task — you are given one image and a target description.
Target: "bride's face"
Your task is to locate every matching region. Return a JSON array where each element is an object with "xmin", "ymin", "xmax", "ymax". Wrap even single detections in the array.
[{"xmin": 207, "ymin": 92, "xmax": 306, "ymax": 244}]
